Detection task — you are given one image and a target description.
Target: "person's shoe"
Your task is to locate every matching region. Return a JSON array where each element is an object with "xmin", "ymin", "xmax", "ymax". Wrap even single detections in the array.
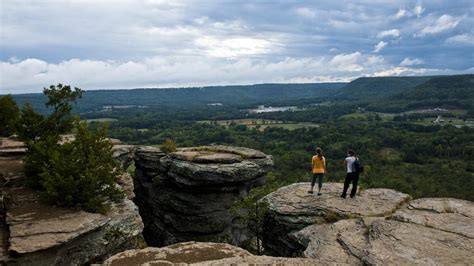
[
  {"xmin": 350, "ymin": 195, "xmax": 355, "ymax": 198},
  {"xmin": 317, "ymin": 193, "xmax": 322, "ymax": 196},
  {"xmin": 340, "ymin": 194, "xmax": 346, "ymax": 198},
  {"xmin": 308, "ymin": 191, "xmax": 314, "ymax": 194}
]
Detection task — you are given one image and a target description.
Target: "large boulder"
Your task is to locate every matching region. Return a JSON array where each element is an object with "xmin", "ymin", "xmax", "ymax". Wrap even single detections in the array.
[
  {"xmin": 262, "ymin": 182, "xmax": 410, "ymax": 256},
  {"xmin": 134, "ymin": 145, "xmax": 273, "ymax": 247},
  {"xmin": 0, "ymin": 140, "xmax": 146, "ymax": 265},
  {"xmin": 102, "ymin": 241, "xmax": 319, "ymax": 265},
  {"xmin": 3, "ymin": 185, "xmax": 144, "ymax": 265},
  {"xmin": 265, "ymin": 182, "xmax": 474, "ymax": 265}
]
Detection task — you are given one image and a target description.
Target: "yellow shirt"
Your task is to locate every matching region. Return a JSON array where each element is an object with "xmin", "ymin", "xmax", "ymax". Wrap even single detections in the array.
[{"xmin": 312, "ymin": 155, "xmax": 326, "ymax": 174}]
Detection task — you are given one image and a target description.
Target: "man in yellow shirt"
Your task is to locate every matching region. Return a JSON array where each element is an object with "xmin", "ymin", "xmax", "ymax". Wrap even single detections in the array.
[{"xmin": 309, "ymin": 147, "xmax": 326, "ymax": 195}]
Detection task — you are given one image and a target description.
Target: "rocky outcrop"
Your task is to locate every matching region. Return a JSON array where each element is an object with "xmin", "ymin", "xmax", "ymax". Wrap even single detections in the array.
[
  {"xmin": 134, "ymin": 145, "xmax": 273, "ymax": 247},
  {"xmin": 262, "ymin": 182, "xmax": 410, "ymax": 257},
  {"xmin": 102, "ymin": 241, "xmax": 319, "ymax": 265},
  {"xmin": 0, "ymin": 138, "xmax": 145, "ymax": 265},
  {"xmin": 264, "ymin": 182, "xmax": 474, "ymax": 265},
  {"xmin": 112, "ymin": 145, "xmax": 135, "ymax": 170}
]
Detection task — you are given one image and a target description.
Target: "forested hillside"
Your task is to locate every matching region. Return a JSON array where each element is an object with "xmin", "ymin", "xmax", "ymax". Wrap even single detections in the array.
[{"xmin": 11, "ymin": 83, "xmax": 345, "ymax": 113}]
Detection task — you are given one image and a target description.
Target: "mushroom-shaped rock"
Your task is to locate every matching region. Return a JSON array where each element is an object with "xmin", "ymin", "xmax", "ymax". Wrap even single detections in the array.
[
  {"xmin": 262, "ymin": 182, "xmax": 410, "ymax": 256},
  {"xmin": 133, "ymin": 145, "xmax": 273, "ymax": 247}
]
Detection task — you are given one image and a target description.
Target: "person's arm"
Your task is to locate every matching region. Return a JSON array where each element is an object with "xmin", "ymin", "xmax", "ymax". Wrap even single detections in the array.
[
  {"xmin": 311, "ymin": 156, "xmax": 315, "ymax": 171},
  {"xmin": 323, "ymin": 157, "xmax": 327, "ymax": 173}
]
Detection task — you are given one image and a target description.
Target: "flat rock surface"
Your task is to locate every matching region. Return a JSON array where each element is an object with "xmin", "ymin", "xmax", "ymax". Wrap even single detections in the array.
[
  {"xmin": 294, "ymin": 217, "xmax": 474, "ymax": 265},
  {"xmin": 9, "ymin": 211, "xmax": 109, "ymax": 254},
  {"xmin": 392, "ymin": 197, "xmax": 474, "ymax": 238},
  {"xmin": 362, "ymin": 219, "xmax": 474, "ymax": 265},
  {"xmin": 170, "ymin": 150, "xmax": 243, "ymax": 164},
  {"xmin": 102, "ymin": 242, "xmax": 251, "ymax": 265},
  {"xmin": 189, "ymin": 145, "xmax": 267, "ymax": 159},
  {"xmin": 266, "ymin": 182, "xmax": 410, "ymax": 217},
  {"xmin": 102, "ymin": 242, "xmax": 319, "ymax": 266}
]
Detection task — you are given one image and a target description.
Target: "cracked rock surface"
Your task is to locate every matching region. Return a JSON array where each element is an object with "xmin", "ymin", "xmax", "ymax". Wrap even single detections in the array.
[
  {"xmin": 265, "ymin": 182, "xmax": 474, "ymax": 265},
  {"xmin": 262, "ymin": 182, "xmax": 410, "ymax": 257}
]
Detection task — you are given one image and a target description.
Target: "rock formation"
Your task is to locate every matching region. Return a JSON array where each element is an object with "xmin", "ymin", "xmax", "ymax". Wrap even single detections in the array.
[
  {"xmin": 134, "ymin": 145, "xmax": 273, "ymax": 247},
  {"xmin": 0, "ymin": 137, "xmax": 145, "ymax": 265},
  {"xmin": 102, "ymin": 241, "xmax": 319, "ymax": 265},
  {"xmin": 263, "ymin": 182, "xmax": 474, "ymax": 265}
]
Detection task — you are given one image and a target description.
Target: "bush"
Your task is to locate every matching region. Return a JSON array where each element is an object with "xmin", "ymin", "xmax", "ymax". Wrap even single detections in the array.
[
  {"xmin": 20, "ymin": 84, "xmax": 124, "ymax": 213},
  {"xmin": 26, "ymin": 122, "xmax": 124, "ymax": 212},
  {"xmin": 0, "ymin": 95, "xmax": 19, "ymax": 136},
  {"xmin": 160, "ymin": 138, "xmax": 177, "ymax": 154}
]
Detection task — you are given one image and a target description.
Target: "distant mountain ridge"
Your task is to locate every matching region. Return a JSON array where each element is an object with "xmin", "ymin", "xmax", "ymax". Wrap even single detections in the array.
[
  {"xmin": 7, "ymin": 74, "xmax": 474, "ymax": 114},
  {"xmin": 334, "ymin": 76, "xmax": 432, "ymax": 100},
  {"xmin": 10, "ymin": 83, "xmax": 345, "ymax": 113}
]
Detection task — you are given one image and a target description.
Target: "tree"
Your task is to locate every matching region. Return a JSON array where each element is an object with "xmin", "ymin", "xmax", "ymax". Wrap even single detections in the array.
[
  {"xmin": 22, "ymin": 84, "xmax": 124, "ymax": 213},
  {"xmin": 16, "ymin": 103, "xmax": 44, "ymax": 141},
  {"xmin": 36, "ymin": 122, "xmax": 123, "ymax": 212},
  {"xmin": 0, "ymin": 95, "xmax": 20, "ymax": 136},
  {"xmin": 42, "ymin": 84, "xmax": 83, "ymax": 136}
]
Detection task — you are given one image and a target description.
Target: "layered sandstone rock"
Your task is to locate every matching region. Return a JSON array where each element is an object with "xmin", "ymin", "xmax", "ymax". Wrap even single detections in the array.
[
  {"xmin": 264, "ymin": 182, "xmax": 474, "ymax": 265},
  {"xmin": 102, "ymin": 241, "xmax": 319, "ymax": 265},
  {"xmin": 134, "ymin": 145, "xmax": 273, "ymax": 247},
  {"xmin": 0, "ymin": 138, "xmax": 145, "ymax": 265},
  {"xmin": 262, "ymin": 182, "xmax": 410, "ymax": 257}
]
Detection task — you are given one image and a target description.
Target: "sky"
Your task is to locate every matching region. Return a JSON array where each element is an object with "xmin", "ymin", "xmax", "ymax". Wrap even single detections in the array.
[{"xmin": 0, "ymin": 0, "xmax": 473, "ymax": 94}]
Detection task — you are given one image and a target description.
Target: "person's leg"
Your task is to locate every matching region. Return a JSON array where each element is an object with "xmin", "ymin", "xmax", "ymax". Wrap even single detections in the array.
[
  {"xmin": 317, "ymin": 174, "xmax": 324, "ymax": 195},
  {"xmin": 309, "ymin": 174, "xmax": 316, "ymax": 193},
  {"xmin": 341, "ymin": 173, "xmax": 351, "ymax": 198},
  {"xmin": 350, "ymin": 173, "xmax": 359, "ymax": 198}
]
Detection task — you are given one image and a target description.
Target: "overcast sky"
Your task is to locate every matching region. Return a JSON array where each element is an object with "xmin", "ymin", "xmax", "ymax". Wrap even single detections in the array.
[{"xmin": 1, "ymin": 0, "xmax": 473, "ymax": 94}]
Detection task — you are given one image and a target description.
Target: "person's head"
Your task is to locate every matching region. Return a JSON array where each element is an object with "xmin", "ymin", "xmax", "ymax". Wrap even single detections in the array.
[
  {"xmin": 316, "ymin": 147, "xmax": 323, "ymax": 157},
  {"xmin": 347, "ymin": 149, "xmax": 355, "ymax": 156}
]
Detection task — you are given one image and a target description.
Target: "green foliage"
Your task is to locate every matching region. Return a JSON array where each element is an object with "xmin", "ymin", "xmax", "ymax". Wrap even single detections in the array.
[
  {"xmin": 0, "ymin": 95, "xmax": 20, "ymax": 136},
  {"xmin": 27, "ymin": 122, "xmax": 124, "ymax": 212},
  {"xmin": 160, "ymin": 138, "xmax": 177, "ymax": 154},
  {"xmin": 19, "ymin": 84, "xmax": 123, "ymax": 213},
  {"xmin": 42, "ymin": 84, "xmax": 83, "ymax": 136},
  {"xmin": 233, "ymin": 181, "xmax": 279, "ymax": 255},
  {"xmin": 323, "ymin": 211, "xmax": 343, "ymax": 223},
  {"xmin": 16, "ymin": 103, "xmax": 44, "ymax": 141}
]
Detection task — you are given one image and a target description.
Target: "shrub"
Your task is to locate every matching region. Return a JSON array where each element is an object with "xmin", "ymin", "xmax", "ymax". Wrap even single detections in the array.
[
  {"xmin": 28, "ymin": 122, "xmax": 124, "ymax": 212},
  {"xmin": 0, "ymin": 95, "xmax": 20, "ymax": 136},
  {"xmin": 160, "ymin": 138, "xmax": 177, "ymax": 154}
]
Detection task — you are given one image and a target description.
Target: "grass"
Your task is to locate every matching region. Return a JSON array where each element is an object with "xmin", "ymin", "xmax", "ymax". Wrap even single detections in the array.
[{"xmin": 198, "ymin": 119, "xmax": 320, "ymax": 131}]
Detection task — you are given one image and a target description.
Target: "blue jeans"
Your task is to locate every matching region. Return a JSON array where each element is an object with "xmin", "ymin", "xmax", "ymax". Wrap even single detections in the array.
[{"xmin": 311, "ymin": 173, "xmax": 324, "ymax": 189}]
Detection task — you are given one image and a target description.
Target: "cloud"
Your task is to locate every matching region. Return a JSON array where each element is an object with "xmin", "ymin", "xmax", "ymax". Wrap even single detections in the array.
[
  {"xmin": 400, "ymin": 57, "xmax": 424, "ymax": 66},
  {"xmin": 395, "ymin": 9, "xmax": 408, "ymax": 19},
  {"xmin": 413, "ymin": 4, "xmax": 425, "ymax": 17},
  {"xmin": 194, "ymin": 36, "xmax": 277, "ymax": 58},
  {"xmin": 373, "ymin": 41, "xmax": 387, "ymax": 53},
  {"xmin": 377, "ymin": 29, "xmax": 400, "ymax": 38},
  {"xmin": 294, "ymin": 7, "xmax": 316, "ymax": 19},
  {"xmin": 446, "ymin": 34, "xmax": 474, "ymax": 46},
  {"xmin": 0, "ymin": 1, "xmax": 472, "ymax": 93},
  {"xmin": 394, "ymin": 4, "xmax": 424, "ymax": 19},
  {"xmin": 416, "ymin": 15, "xmax": 460, "ymax": 37}
]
